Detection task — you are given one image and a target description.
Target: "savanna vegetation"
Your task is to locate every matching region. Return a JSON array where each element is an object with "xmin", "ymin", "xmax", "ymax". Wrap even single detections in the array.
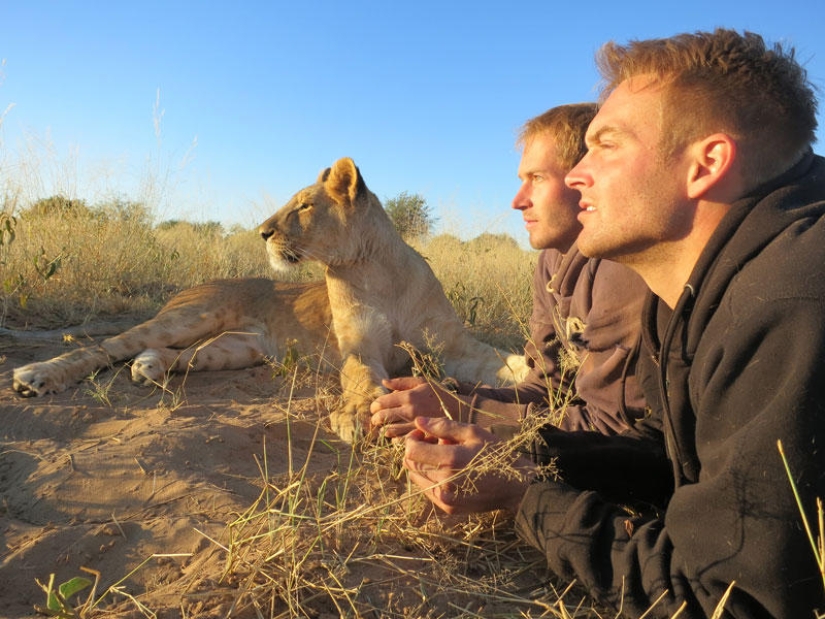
[{"xmin": 0, "ymin": 193, "xmax": 534, "ymax": 352}]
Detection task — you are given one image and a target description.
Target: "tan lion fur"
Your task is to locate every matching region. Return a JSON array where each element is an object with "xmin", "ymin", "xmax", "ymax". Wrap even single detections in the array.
[{"xmin": 259, "ymin": 157, "xmax": 526, "ymax": 440}]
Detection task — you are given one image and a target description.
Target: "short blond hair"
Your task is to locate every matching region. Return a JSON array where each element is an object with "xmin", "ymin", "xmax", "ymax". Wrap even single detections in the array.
[
  {"xmin": 596, "ymin": 29, "xmax": 818, "ymax": 182},
  {"xmin": 517, "ymin": 103, "xmax": 599, "ymax": 171}
]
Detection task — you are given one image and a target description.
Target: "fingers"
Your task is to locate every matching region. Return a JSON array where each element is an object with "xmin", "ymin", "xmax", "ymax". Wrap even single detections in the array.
[
  {"xmin": 371, "ymin": 405, "xmax": 414, "ymax": 426},
  {"xmin": 405, "ymin": 468, "xmax": 461, "ymax": 514},
  {"xmin": 370, "ymin": 383, "xmax": 423, "ymax": 416},
  {"xmin": 380, "ymin": 421, "xmax": 416, "ymax": 439},
  {"xmin": 370, "ymin": 378, "xmax": 434, "ymax": 414},
  {"xmin": 381, "ymin": 376, "xmax": 427, "ymax": 391},
  {"xmin": 402, "ymin": 417, "xmax": 531, "ymax": 516},
  {"xmin": 403, "ymin": 420, "xmax": 476, "ymax": 472},
  {"xmin": 370, "ymin": 380, "xmax": 444, "ymax": 432},
  {"xmin": 412, "ymin": 416, "xmax": 497, "ymax": 446},
  {"xmin": 370, "ymin": 390, "xmax": 401, "ymax": 415},
  {"xmin": 402, "ymin": 418, "xmax": 492, "ymax": 477}
]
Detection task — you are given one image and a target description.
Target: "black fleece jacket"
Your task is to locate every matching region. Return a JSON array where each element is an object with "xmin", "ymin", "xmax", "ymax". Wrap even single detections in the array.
[{"xmin": 514, "ymin": 152, "xmax": 825, "ymax": 618}]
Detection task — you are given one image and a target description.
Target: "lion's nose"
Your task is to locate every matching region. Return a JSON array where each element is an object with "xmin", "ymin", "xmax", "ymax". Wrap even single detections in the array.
[{"xmin": 260, "ymin": 228, "xmax": 273, "ymax": 241}]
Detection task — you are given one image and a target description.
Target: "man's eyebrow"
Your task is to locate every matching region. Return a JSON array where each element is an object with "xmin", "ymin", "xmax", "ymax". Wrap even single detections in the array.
[{"xmin": 586, "ymin": 125, "xmax": 625, "ymax": 145}]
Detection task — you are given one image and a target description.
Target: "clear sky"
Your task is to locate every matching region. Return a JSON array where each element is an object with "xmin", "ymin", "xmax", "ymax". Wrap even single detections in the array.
[{"xmin": 2, "ymin": 1, "xmax": 824, "ymax": 242}]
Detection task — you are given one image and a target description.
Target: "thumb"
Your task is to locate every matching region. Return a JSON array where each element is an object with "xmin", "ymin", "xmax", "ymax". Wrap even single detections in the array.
[{"xmin": 382, "ymin": 376, "xmax": 427, "ymax": 391}]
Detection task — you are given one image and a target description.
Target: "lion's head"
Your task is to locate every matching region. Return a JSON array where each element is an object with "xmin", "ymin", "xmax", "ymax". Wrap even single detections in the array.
[{"xmin": 259, "ymin": 157, "xmax": 393, "ymax": 272}]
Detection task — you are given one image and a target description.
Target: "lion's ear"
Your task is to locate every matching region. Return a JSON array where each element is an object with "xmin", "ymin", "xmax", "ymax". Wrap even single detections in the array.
[
  {"xmin": 324, "ymin": 157, "xmax": 366, "ymax": 205},
  {"xmin": 317, "ymin": 167, "xmax": 332, "ymax": 183}
]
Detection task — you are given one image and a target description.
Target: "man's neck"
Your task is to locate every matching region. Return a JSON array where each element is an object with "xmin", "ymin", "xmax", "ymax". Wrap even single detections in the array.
[
  {"xmin": 624, "ymin": 248, "xmax": 695, "ymax": 309},
  {"xmin": 630, "ymin": 204, "xmax": 731, "ymax": 308}
]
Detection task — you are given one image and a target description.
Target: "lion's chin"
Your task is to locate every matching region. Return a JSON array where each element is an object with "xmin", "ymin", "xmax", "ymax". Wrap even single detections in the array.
[
  {"xmin": 264, "ymin": 244, "xmax": 304, "ymax": 272},
  {"xmin": 267, "ymin": 255, "xmax": 301, "ymax": 274}
]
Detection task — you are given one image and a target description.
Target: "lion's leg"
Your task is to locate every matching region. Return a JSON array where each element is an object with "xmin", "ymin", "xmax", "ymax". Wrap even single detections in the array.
[
  {"xmin": 331, "ymin": 354, "xmax": 389, "ymax": 442},
  {"xmin": 12, "ymin": 311, "xmax": 223, "ymax": 396},
  {"xmin": 442, "ymin": 347, "xmax": 529, "ymax": 387},
  {"xmin": 435, "ymin": 322, "xmax": 528, "ymax": 387},
  {"xmin": 496, "ymin": 353, "xmax": 530, "ymax": 384},
  {"xmin": 13, "ymin": 346, "xmax": 112, "ymax": 397},
  {"xmin": 131, "ymin": 331, "xmax": 268, "ymax": 385}
]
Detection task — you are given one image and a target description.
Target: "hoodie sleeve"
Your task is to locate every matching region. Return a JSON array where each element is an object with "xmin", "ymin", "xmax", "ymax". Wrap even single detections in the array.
[{"xmin": 460, "ymin": 251, "xmax": 649, "ymax": 436}]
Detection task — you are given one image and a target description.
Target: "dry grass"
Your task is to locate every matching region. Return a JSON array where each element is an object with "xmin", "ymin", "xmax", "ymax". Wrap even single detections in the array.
[
  {"xmin": 0, "ymin": 205, "xmax": 320, "ymax": 329},
  {"xmin": 145, "ymin": 364, "xmax": 601, "ymax": 619},
  {"xmin": 412, "ymin": 233, "xmax": 534, "ymax": 351},
  {"xmin": 206, "ymin": 436, "xmax": 598, "ymax": 618}
]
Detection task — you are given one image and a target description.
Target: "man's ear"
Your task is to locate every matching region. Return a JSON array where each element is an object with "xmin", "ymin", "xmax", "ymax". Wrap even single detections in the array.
[{"xmin": 686, "ymin": 134, "xmax": 737, "ymax": 199}]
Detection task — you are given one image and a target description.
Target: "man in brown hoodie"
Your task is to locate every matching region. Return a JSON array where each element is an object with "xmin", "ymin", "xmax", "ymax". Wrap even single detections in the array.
[{"xmin": 371, "ymin": 103, "xmax": 649, "ymax": 437}]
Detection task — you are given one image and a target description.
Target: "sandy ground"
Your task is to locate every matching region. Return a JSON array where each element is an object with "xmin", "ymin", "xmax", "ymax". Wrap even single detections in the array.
[{"xmin": 0, "ymin": 325, "xmax": 567, "ymax": 619}]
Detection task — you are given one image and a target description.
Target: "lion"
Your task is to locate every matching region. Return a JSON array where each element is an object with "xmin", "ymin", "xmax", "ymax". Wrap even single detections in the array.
[
  {"xmin": 11, "ymin": 278, "xmax": 338, "ymax": 395},
  {"xmin": 12, "ymin": 157, "xmax": 527, "ymax": 441},
  {"xmin": 258, "ymin": 157, "xmax": 527, "ymax": 439}
]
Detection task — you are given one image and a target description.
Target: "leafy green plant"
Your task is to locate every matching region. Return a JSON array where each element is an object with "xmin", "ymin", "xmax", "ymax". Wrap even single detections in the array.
[
  {"xmin": 0, "ymin": 211, "xmax": 15, "ymax": 252},
  {"xmin": 32, "ymin": 246, "xmax": 62, "ymax": 281},
  {"xmin": 36, "ymin": 568, "xmax": 99, "ymax": 618},
  {"xmin": 446, "ymin": 281, "xmax": 484, "ymax": 327},
  {"xmin": 84, "ymin": 364, "xmax": 132, "ymax": 408},
  {"xmin": 36, "ymin": 554, "xmax": 191, "ymax": 618}
]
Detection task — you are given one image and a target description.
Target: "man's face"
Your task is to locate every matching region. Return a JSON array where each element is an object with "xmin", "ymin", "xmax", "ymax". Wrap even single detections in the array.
[
  {"xmin": 512, "ymin": 133, "xmax": 582, "ymax": 252},
  {"xmin": 565, "ymin": 77, "xmax": 694, "ymax": 264}
]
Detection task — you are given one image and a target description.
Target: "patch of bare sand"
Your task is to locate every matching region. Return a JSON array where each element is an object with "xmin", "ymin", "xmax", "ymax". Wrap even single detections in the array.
[{"xmin": 0, "ymin": 333, "xmax": 583, "ymax": 619}]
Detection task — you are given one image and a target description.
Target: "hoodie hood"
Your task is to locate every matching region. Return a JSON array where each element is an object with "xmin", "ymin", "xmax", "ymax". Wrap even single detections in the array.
[
  {"xmin": 683, "ymin": 151, "xmax": 825, "ymax": 358},
  {"xmin": 642, "ymin": 152, "xmax": 825, "ymax": 485}
]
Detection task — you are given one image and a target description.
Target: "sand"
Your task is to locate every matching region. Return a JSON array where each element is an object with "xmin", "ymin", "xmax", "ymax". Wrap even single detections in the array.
[{"xmin": 0, "ymin": 326, "xmax": 566, "ymax": 618}]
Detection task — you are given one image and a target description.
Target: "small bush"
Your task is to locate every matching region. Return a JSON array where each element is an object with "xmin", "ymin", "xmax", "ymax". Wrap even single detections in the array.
[{"xmin": 384, "ymin": 191, "xmax": 436, "ymax": 241}]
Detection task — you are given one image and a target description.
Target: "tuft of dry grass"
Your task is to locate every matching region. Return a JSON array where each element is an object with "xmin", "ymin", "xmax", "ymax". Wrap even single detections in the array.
[{"xmin": 196, "ymin": 394, "xmax": 600, "ymax": 619}]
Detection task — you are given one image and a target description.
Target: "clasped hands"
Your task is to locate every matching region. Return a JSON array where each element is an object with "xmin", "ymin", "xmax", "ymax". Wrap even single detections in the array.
[{"xmin": 371, "ymin": 377, "xmax": 535, "ymax": 515}]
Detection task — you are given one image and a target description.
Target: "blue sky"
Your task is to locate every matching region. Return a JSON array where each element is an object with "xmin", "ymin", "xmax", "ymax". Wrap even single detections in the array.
[{"xmin": 2, "ymin": 1, "xmax": 824, "ymax": 242}]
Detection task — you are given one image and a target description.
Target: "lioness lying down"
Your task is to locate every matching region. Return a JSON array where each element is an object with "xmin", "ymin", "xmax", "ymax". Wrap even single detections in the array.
[
  {"xmin": 13, "ymin": 157, "xmax": 527, "ymax": 440},
  {"xmin": 12, "ymin": 278, "xmax": 336, "ymax": 393}
]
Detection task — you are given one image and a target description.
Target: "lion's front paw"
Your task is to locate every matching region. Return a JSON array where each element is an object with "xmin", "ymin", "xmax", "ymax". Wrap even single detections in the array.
[
  {"xmin": 329, "ymin": 399, "xmax": 372, "ymax": 443},
  {"xmin": 131, "ymin": 350, "xmax": 169, "ymax": 386},
  {"xmin": 12, "ymin": 363, "xmax": 68, "ymax": 397}
]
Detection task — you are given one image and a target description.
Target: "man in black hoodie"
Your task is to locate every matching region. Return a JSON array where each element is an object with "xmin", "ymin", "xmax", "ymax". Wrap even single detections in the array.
[{"xmin": 402, "ymin": 29, "xmax": 825, "ymax": 618}]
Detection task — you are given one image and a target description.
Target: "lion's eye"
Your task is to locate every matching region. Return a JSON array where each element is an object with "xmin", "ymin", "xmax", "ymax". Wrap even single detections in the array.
[{"xmin": 297, "ymin": 203, "xmax": 312, "ymax": 212}]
